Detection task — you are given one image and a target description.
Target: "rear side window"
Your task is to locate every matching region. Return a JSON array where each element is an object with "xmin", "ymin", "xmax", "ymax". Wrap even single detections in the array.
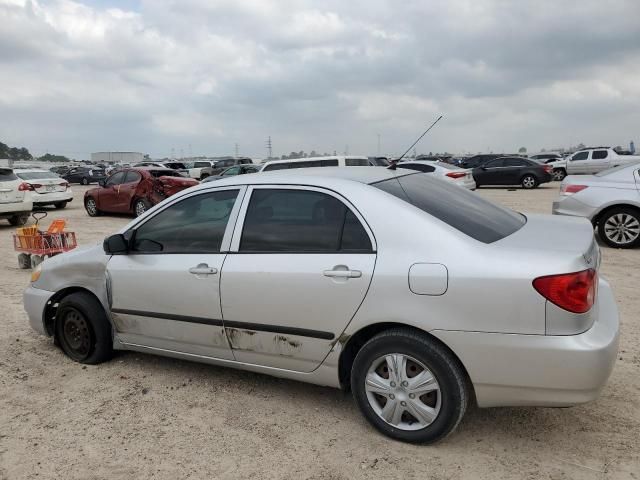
[
  {"xmin": 345, "ymin": 158, "xmax": 370, "ymax": 166},
  {"xmin": 504, "ymin": 158, "xmax": 527, "ymax": 167},
  {"xmin": 105, "ymin": 172, "xmax": 126, "ymax": 185},
  {"xmin": 133, "ymin": 190, "xmax": 239, "ymax": 253},
  {"xmin": 372, "ymin": 173, "xmax": 525, "ymax": 243},
  {"xmin": 240, "ymin": 189, "xmax": 372, "ymax": 252},
  {"xmin": 0, "ymin": 169, "xmax": 18, "ymax": 182},
  {"xmin": 592, "ymin": 150, "xmax": 608, "ymax": 159},
  {"xmin": 572, "ymin": 151, "xmax": 589, "ymax": 161},
  {"xmin": 485, "ymin": 159, "xmax": 504, "ymax": 168}
]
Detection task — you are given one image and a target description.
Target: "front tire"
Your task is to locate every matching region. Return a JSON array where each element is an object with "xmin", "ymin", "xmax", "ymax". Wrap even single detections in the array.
[
  {"xmin": 598, "ymin": 207, "xmax": 640, "ymax": 248},
  {"xmin": 521, "ymin": 174, "xmax": 538, "ymax": 189},
  {"xmin": 85, "ymin": 197, "xmax": 100, "ymax": 217},
  {"xmin": 351, "ymin": 329, "xmax": 468, "ymax": 444},
  {"xmin": 55, "ymin": 292, "xmax": 113, "ymax": 364},
  {"xmin": 81, "ymin": 177, "xmax": 89, "ymax": 185}
]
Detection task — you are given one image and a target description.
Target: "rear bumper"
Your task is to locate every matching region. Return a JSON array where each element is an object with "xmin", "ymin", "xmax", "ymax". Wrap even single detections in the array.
[
  {"xmin": 23, "ymin": 285, "xmax": 55, "ymax": 336},
  {"xmin": 552, "ymin": 195, "xmax": 598, "ymax": 221},
  {"xmin": 31, "ymin": 191, "xmax": 74, "ymax": 205},
  {"xmin": 0, "ymin": 200, "xmax": 32, "ymax": 216},
  {"xmin": 432, "ymin": 278, "xmax": 619, "ymax": 407}
]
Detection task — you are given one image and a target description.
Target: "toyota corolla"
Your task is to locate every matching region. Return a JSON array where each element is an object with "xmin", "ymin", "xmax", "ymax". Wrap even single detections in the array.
[{"xmin": 23, "ymin": 167, "xmax": 619, "ymax": 443}]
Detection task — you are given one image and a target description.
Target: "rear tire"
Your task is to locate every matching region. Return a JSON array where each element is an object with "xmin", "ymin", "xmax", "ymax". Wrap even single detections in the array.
[
  {"xmin": 133, "ymin": 198, "xmax": 150, "ymax": 217},
  {"xmin": 81, "ymin": 177, "xmax": 89, "ymax": 185},
  {"xmin": 597, "ymin": 207, "xmax": 640, "ymax": 248},
  {"xmin": 351, "ymin": 328, "xmax": 468, "ymax": 444},
  {"xmin": 8, "ymin": 214, "xmax": 29, "ymax": 226},
  {"xmin": 521, "ymin": 174, "xmax": 538, "ymax": 189},
  {"xmin": 55, "ymin": 292, "xmax": 113, "ymax": 364},
  {"xmin": 54, "ymin": 201, "xmax": 68, "ymax": 209}
]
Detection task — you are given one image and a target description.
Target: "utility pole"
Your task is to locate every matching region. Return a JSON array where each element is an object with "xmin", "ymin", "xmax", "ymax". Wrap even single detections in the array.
[
  {"xmin": 266, "ymin": 136, "xmax": 272, "ymax": 159},
  {"xmin": 235, "ymin": 143, "xmax": 239, "ymax": 158}
]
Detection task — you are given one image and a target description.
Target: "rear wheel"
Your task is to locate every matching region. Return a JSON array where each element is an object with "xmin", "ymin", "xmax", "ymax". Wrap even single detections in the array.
[
  {"xmin": 54, "ymin": 201, "xmax": 68, "ymax": 209},
  {"xmin": 55, "ymin": 292, "xmax": 113, "ymax": 364},
  {"xmin": 351, "ymin": 329, "xmax": 468, "ymax": 444},
  {"xmin": 8, "ymin": 214, "xmax": 29, "ymax": 226},
  {"xmin": 598, "ymin": 207, "xmax": 640, "ymax": 248},
  {"xmin": 81, "ymin": 177, "xmax": 89, "ymax": 185},
  {"xmin": 133, "ymin": 198, "xmax": 150, "ymax": 217},
  {"xmin": 521, "ymin": 174, "xmax": 538, "ymax": 189},
  {"xmin": 553, "ymin": 169, "xmax": 566, "ymax": 181},
  {"xmin": 85, "ymin": 197, "xmax": 100, "ymax": 217}
]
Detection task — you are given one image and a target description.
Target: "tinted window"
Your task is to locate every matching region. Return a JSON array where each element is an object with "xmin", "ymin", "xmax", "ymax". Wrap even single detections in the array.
[
  {"xmin": 16, "ymin": 171, "xmax": 59, "ymax": 180},
  {"xmin": 239, "ymin": 159, "xmax": 251, "ymax": 164},
  {"xmin": 485, "ymin": 159, "xmax": 504, "ymax": 168},
  {"xmin": 194, "ymin": 161, "xmax": 210, "ymax": 168},
  {"xmin": 105, "ymin": 172, "xmax": 126, "ymax": 185},
  {"xmin": 240, "ymin": 189, "xmax": 371, "ymax": 252},
  {"xmin": 263, "ymin": 163, "xmax": 289, "ymax": 171},
  {"xmin": 0, "ymin": 169, "xmax": 18, "ymax": 182},
  {"xmin": 133, "ymin": 190, "xmax": 239, "ymax": 253},
  {"xmin": 592, "ymin": 150, "xmax": 608, "ymax": 159},
  {"xmin": 123, "ymin": 171, "xmax": 142, "ymax": 183},
  {"xmin": 572, "ymin": 151, "xmax": 589, "ymax": 161},
  {"xmin": 149, "ymin": 170, "xmax": 181, "ymax": 178},
  {"xmin": 222, "ymin": 166, "xmax": 240, "ymax": 176},
  {"xmin": 372, "ymin": 173, "xmax": 525, "ymax": 243},
  {"xmin": 398, "ymin": 163, "xmax": 436, "ymax": 173},
  {"xmin": 345, "ymin": 158, "xmax": 370, "ymax": 166},
  {"xmin": 321, "ymin": 159, "xmax": 339, "ymax": 167},
  {"xmin": 504, "ymin": 158, "xmax": 527, "ymax": 167}
]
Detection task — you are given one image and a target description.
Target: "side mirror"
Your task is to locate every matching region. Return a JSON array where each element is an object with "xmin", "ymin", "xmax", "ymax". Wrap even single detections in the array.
[
  {"xmin": 103, "ymin": 233, "xmax": 129, "ymax": 255},
  {"xmin": 98, "ymin": 179, "xmax": 106, "ymax": 187}
]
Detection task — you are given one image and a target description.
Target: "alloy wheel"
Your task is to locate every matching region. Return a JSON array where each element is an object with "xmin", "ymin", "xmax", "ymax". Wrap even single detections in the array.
[
  {"xmin": 364, "ymin": 353, "xmax": 441, "ymax": 431},
  {"xmin": 522, "ymin": 176, "xmax": 536, "ymax": 188},
  {"xmin": 85, "ymin": 198, "xmax": 97, "ymax": 215},
  {"xmin": 604, "ymin": 213, "xmax": 640, "ymax": 246},
  {"xmin": 135, "ymin": 200, "xmax": 147, "ymax": 216}
]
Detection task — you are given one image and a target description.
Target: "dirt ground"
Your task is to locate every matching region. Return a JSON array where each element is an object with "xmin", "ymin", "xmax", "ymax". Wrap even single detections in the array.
[{"xmin": 1, "ymin": 183, "xmax": 638, "ymax": 480}]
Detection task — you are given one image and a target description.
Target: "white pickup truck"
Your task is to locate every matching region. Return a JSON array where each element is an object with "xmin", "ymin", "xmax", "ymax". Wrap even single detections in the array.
[{"xmin": 548, "ymin": 147, "xmax": 640, "ymax": 179}]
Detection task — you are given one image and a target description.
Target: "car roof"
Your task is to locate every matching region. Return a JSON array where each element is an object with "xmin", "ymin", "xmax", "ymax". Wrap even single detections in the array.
[
  {"xmin": 263, "ymin": 155, "xmax": 368, "ymax": 165},
  {"xmin": 13, "ymin": 168, "xmax": 53, "ymax": 173},
  {"xmin": 191, "ymin": 166, "xmax": 413, "ymax": 191}
]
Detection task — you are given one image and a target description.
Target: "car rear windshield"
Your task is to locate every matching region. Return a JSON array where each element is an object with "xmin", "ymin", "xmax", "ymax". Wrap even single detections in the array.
[
  {"xmin": 372, "ymin": 173, "xmax": 526, "ymax": 243},
  {"xmin": 0, "ymin": 168, "xmax": 18, "ymax": 182},
  {"xmin": 16, "ymin": 171, "xmax": 59, "ymax": 180}
]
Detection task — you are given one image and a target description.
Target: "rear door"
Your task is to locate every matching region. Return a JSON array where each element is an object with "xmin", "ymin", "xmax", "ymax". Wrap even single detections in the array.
[
  {"xmin": 590, "ymin": 150, "xmax": 610, "ymax": 173},
  {"xmin": 220, "ymin": 186, "xmax": 376, "ymax": 372},
  {"xmin": 107, "ymin": 186, "xmax": 244, "ymax": 358},
  {"xmin": 502, "ymin": 158, "xmax": 528, "ymax": 184}
]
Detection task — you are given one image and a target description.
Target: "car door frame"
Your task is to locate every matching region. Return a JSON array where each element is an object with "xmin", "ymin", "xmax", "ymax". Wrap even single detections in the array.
[{"xmin": 220, "ymin": 183, "xmax": 378, "ymax": 372}]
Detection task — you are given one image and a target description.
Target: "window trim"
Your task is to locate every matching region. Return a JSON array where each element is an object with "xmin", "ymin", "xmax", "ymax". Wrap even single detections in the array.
[
  {"xmin": 228, "ymin": 184, "xmax": 377, "ymax": 254},
  {"xmin": 125, "ymin": 185, "xmax": 247, "ymax": 255}
]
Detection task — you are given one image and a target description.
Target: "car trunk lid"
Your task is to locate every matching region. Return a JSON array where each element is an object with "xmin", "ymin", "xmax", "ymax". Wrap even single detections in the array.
[
  {"xmin": 156, "ymin": 175, "xmax": 199, "ymax": 196},
  {"xmin": 0, "ymin": 169, "xmax": 24, "ymax": 203}
]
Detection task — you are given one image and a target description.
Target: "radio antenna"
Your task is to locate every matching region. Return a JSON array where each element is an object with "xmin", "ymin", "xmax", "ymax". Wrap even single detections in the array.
[{"xmin": 389, "ymin": 115, "xmax": 443, "ymax": 169}]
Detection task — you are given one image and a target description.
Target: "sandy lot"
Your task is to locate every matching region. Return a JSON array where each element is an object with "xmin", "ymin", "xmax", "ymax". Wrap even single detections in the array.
[{"xmin": 1, "ymin": 183, "xmax": 638, "ymax": 480}]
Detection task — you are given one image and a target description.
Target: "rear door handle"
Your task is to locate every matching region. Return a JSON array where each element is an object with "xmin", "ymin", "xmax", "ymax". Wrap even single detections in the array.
[
  {"xmin": 189, "ymin": 264, "xmax": 218, "ymax": 275},
  {"xmin": 323, "ymin": 269, "xmax": 362, "ymax": 279}
]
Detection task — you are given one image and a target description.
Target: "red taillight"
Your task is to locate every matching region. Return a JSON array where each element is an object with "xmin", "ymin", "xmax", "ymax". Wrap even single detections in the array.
[
  {"xmin": 446, "ymin": 172, "xmax": 466, "ymax": 179},
  {"xmin": 533, "ymin": 269, "xmax": 597, "ymax": 314},
  {"xmin": 543, "ymin": 165, "xmax": 552, "ymax": 173},
  {"xmin": 18, "ymin": 182, "xmax": 34, "ymax": 191},
  {"xmin": 561, "ymin": 184, "xmax": 588, "ymax": 195}
]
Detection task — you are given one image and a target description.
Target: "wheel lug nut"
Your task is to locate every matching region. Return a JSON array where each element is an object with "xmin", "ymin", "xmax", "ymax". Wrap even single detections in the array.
[
  {"xmin": 400, "ymin": 401, "xmax": 407, "ymax": 406},
  {"xmin": 409, "ymin": 393, "xmax": 415, "ymax": 399},
  {"xmin": 390, "ymin": 381, "xmax": 396, "ymax": 387},
  {"xmin": 389, "ymin": 394, "xmax": 395, "ymax": 399},
  {"xmin": 402, "ymin": 381, "xmax": 408, "ymax": 387}
]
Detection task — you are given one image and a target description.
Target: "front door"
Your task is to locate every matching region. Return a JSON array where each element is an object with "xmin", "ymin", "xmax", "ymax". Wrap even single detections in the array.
[
  {"xmin": 97, "ymin": 171, "xmax": 126, "ymax": 212},
  {"xmin": 107, "ymin": 187, "xmax": 244, "ymax": 359},
  {"xmin": 220, "ymin": 186, "xmax": 376, "ymax": 372},
  {"xmin": 567, "ymin": 151, "xmax": 590, "ymax": 174},
  {"xmin": 473, "ymin": 158, "xmax": 505, "ymax": 185},
  {"xmin": 111, "ymin": 170, "xmax": 141, "ymax": 213}
]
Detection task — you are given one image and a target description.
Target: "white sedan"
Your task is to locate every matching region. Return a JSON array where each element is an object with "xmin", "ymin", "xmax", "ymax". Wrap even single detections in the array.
[
  {"xmin": 397, "ymin": 160, "xmax": 476, "ymax": 189},
  {"xmin": 14, "ymin": 169, "xmax": 73, "ymax": 209}
]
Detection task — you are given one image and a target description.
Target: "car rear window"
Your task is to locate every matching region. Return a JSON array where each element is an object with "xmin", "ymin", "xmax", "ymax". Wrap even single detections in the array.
[
  {"xmin": 372, "ymin": 173, "xmax": 526, "ymax": 243},
  {"xmin": 0, "ymin": 168, "xmax": 18, "ymax": 182},
  {"xmin": 16, "ymin": 171, "xmax": 59, "ymax": 180}
]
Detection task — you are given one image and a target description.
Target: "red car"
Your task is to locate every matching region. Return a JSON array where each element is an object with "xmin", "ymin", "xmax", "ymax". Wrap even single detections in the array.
[{"xmin": 84, "ymin": 167, "xmax": 198, "ymax": 217}]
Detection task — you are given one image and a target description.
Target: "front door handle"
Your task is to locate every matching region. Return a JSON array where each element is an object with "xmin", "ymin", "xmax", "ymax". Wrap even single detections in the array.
[
  {"xmin": 189, "ymin": 263, "xmax": 218, "ymax": 275},
  {"xmin": 323, "ymin": 268, "xmax": 362, "ymax": 279}
]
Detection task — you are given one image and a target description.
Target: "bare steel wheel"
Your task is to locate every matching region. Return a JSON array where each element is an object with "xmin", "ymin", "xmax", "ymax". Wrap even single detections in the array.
[
  {"xmin": 365, "ymin": 353, "xmax": 441, "ymax": 430},
  {"xmin": 59, "ymin": 308, "xmax": 92, "ymax": 362},
  {"xmin": 351, "ymin": 328, "xmax": 468, "ymax": 444},
  {"xmin": 598, "ymin": 207, "xmax": 640, "ymax": 248}
]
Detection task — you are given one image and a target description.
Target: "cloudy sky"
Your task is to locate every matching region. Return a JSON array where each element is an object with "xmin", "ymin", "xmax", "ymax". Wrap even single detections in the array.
[{"xmin": 1, "ymin": 0, "xmax": 639, "ymax": 159}]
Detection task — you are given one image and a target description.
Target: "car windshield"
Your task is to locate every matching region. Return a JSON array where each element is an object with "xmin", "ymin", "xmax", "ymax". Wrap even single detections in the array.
[
  {"xmin": 16, "ymin": 171, "xmax": 60, "ymax": 180},
  {"xmin": 595, "ymin": 162, "xmax": 640, "ymax": 177},
  {"xmin": 372, "ymin": 173, "xmax": 525, "ymax": 243}
]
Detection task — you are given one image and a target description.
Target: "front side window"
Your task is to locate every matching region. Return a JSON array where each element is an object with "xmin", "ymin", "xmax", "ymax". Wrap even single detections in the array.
[
  {"xmin": 240, "ymin": 189, "xmax": 371, "ymax": 253},
  {"xmin": 571, "ymin": 151, "xmax": 589, "ymax": 161},
  {"xmin": 592, "ymin": 150, "xmax": 608, "ymax": 159},
  {"xmin": 133, "ymin": 189, "xmax": 239, "ymax": 253},
  {"xmin": 222, "ymin": 166, "xmax": 240, "ymax": 176},
  {"xmin": 485, "ymin": 159, "xmax": 504, "ymax": 168},
  {"xmin": 194, "ymin": 161, "xmax": 210, "ymax": 168},
  {"xmin": 105, "ymin": 172, "xmax": 126, "ymax": 186},
  {"xmin": 372, "ymin": 173, "xmax": 525, "ymax": 243},
  {"xmin": 123, "ymin": 171, "xmax": 142, "ymax": 184}
]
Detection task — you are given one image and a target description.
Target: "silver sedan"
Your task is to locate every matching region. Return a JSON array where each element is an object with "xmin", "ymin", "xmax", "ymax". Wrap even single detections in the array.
[
  {"xmin": 397, "ymin": 160, "xmax": 476, "ymax": 189},
  {"xmin": 553, "ymin": 162, "xmax": 640, "ymax": 248},
  {"xmin": 24, "ymin": 167, "xmax": 618, "ymax": 443}
]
